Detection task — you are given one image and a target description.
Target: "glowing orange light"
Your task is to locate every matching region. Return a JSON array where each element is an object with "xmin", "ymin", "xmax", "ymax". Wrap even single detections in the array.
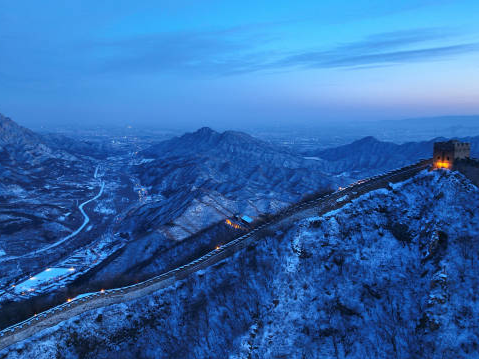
[
  {"xmin": 67, "ymin": 298, "xmax": 72, "ymax": 303},
  {"xmin": 216, "ymin": 245, "xmax": 221, "ymax": 250},
  {"xmin": 434, "ymin": 161, "xmax": 451, "ymax": 169},
  {"xmin": 225, "ymin": 219, "xmax": 242, "ymax": 229},
  {"xmin": 100, "ymin": 289, "xmax": 105, "ymax": 293}
]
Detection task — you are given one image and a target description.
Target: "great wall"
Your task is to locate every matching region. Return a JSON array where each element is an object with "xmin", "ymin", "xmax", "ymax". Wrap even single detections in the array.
[{"xmin": 1, "ymin": 152, "xmax": 478, "ymax": 352}]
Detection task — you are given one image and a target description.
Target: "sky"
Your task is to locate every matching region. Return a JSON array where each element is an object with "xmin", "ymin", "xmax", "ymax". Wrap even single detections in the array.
[{"xmin": 1, "ymin": 0, "xmax": 479, "ymax": 130}]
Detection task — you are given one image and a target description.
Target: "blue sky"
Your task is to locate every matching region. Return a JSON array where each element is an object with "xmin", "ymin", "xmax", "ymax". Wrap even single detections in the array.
[{"xmin": 1, "ymin": 0, "xmax": 479, "ymax": 130}]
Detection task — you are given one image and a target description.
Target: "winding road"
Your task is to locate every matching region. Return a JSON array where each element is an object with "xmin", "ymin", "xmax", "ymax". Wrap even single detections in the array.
[{"xmin": 31, "ymin": 170, "xmax": 105, "ymax": 255}]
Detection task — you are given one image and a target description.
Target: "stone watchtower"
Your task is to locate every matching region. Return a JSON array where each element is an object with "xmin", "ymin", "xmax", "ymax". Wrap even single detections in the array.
[{"xmin": 433, "ymin": 140, "xmax": 471, "ymax": 169}]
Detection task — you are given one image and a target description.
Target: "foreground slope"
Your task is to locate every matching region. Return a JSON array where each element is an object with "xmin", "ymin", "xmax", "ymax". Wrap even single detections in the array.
[{"xmin": 3, "ymin": 169, "xmax": 478, "ymax": 359}]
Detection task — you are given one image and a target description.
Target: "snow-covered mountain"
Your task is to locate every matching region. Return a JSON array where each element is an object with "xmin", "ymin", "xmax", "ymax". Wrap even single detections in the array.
[
  {"xmin": 93, "ymin": 127, "xmax": 335, "ymax": 281},
  {"xmin": 139, "ymin": 126, "xmax": 332, "ymax": 199},
  {"xmin": 122, "ymin": 127, "xmax": 334, "ymax": 240},
  {"xmin": 4, "ymin": 170, "xmax": 478, "ymax": 358}
]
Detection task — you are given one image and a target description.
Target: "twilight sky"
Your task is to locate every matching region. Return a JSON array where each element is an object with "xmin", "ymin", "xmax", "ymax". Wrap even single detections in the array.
[{"xmin": 1, "ymin": 0, "xmax": 479, "ymax": 130}]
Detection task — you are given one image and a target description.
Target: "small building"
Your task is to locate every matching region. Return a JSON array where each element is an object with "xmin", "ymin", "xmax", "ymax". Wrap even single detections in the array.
[
  {"xmin": 233, "ymin": 214, "xmax": 254, "ymax": 226},
  {"xmin": 433, "ymin": 140, "xmax": 470, "ymax": 169},
  {"xmin": 240, "ymin": 215, "xmax": 253, "ymax": 224}
]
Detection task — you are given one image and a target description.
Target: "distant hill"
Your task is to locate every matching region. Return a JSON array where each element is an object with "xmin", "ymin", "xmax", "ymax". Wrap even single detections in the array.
[
  {"xmin": 42, "ymin": 133, "xmax": 116, "ymax": 159},
  {"xmin": 387, "ymin": 115, "xmax": 479, "ymax": 130},
  {"xmin": 365, "ymin": 115, "xmax": 479, "ymax": 142},
  {"xmin": 0, "ymin": 113, "xmax": 114, "ymax": 164},
  {"xmin": 304, "ymin": 135, "xmax": 479, "ymax": 178},
  {"xmin": 0, "ymin": 113, "xmax": 44, "ymax": 148},
  {"xmin": 0, "ymin": 113, "xmax": 68, "ymax": 164}
]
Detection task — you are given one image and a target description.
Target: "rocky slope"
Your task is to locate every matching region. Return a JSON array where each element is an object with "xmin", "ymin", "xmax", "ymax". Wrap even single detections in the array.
[{"xmin": 3, "ymin": 169, "xmax": 478, "ymax": 359}]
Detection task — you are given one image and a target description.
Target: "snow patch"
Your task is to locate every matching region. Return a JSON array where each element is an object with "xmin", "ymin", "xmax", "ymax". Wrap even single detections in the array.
[{"xmin": 14, "ymin": 267, "xmax": 75, "ymax": 293}]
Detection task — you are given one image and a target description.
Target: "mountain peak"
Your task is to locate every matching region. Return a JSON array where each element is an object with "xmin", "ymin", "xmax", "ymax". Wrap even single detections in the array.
[
  {"xmin": 355, "ymin": 136, "xmax": 380, "ymax": 144},
  {"xmin": 0, "ymin": 112, "xmax": 43, "ymax": 147},
  {"xmin": 194, "ymin": 127, "xmax": 217, "ymax": 136}
]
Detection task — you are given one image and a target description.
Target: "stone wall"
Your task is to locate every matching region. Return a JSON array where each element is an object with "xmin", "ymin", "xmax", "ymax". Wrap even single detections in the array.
[{"xmin": 455, "ymin": 159, "xmax": 479, "ymax": 187}]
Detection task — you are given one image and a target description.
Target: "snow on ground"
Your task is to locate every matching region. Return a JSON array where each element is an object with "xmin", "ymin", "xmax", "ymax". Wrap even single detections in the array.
[
  {"xmin": 336, "ymin": 195, "xmax": 348, "ymax": 202},
  {"xmin": 31, "ymin": 180, "xmax": 105, "ymax": 255},
  {"xmin": 94, "ymin": 201, "xmax": 116, "ymax": 215},
  {"xmin": 0, "ymin": 249, "xmax": 5, "ymax": 257},
  {"xmin": 3, "ymin": 170, "xmax": 479, "ymax": 359},
  {"xmin": 140, "ymin": 158, "xmax": 155, "ymax": 164},
  {"xmin": 73, "ymin": 292, "xmax": 97, "ymax": 301},
  {"xmin": 14, "ymin": 268, "xmax": 75, "ymax": 293}
]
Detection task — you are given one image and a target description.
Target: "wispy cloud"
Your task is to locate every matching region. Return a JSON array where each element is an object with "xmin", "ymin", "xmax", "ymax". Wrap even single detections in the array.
[
  {"xmin": 94, "ymin": 28, "xmax": 276, "ymax": 76},
  {"xmin": 275, "ymin": 43, "xmax": 479, "ymax": 70},
  {"xmin": 95, "ymin": 27, "xmax": 479, "ymax": 76},
  {"xmin": 271, "ymin": 28, "xmax": 479, "ymax": 70}
]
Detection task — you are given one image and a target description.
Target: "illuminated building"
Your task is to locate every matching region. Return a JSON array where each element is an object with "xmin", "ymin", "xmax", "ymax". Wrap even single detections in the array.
[{"xmin": 433, "ymin": 140, "xmax": 470, "ymax": 170}]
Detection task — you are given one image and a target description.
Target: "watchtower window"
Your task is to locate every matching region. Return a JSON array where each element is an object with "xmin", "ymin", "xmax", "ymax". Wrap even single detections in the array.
[
  {"xmin": 437, "ymin": 156, "xmax": 440, "ymax": 159},
  {"xmin": 447, "ymin": 156, "xmax": 449, "ymax": 160}
]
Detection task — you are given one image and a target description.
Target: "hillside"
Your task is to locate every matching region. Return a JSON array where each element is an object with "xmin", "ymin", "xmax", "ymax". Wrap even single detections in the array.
[
  {"xmin": 3, "ymin": 170, "xmax": 478, "ymax": 359},
  {"xmin": 120, "ymin": 127, "xmax": 334, "ymax": 240}
]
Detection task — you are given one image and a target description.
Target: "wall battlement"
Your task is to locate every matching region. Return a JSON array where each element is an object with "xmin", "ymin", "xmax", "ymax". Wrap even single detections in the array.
[{"xmin": 454, "ymin": 158, "xmax": 479, "ymax": 187}]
